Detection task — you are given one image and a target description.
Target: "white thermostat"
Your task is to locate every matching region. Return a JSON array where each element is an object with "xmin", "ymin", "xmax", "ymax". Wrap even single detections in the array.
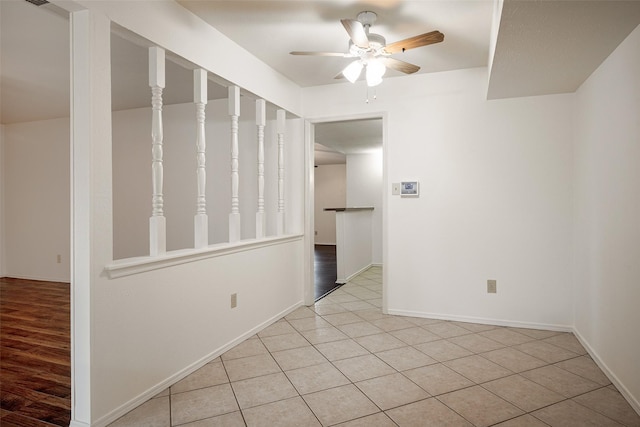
[{"xmin": 401, "ymin": 181, "xmax": 419, "ymax": 197}]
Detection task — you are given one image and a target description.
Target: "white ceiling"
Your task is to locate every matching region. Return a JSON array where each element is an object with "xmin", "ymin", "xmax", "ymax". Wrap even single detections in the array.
[{"xmin": 2, "ymin": 0, "xmax": 640, "ymax": 160}]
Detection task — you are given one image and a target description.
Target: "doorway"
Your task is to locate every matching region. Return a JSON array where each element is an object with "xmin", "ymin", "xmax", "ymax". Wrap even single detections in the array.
[{"xmin": 310, "ymin": 117, "xmax": 384, "ymax": 303}]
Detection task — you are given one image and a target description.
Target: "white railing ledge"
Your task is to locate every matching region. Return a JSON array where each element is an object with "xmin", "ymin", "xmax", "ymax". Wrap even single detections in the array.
[{"xmin": 105, "ymin": 234, "xmax": 304, "ymax": 279}]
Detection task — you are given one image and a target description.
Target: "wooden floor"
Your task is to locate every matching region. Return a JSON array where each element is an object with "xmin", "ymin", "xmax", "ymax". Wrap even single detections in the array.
[
  {"xmin": 0, "ymin": 277, "xmax": 71, "ymax": 427},
  {"xmin": 314, "ymin": 244, "xmax": 341, "ymax": 300}
]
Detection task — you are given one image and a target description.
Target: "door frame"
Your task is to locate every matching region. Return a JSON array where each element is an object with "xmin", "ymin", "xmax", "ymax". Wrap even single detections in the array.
[{"xmin": 303, "ymin": 112, "xmax": 388, "ymax": 313}]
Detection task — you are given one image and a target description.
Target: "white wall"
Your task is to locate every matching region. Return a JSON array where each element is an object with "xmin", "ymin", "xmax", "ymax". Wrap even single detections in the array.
[
  {"xmin": 314, "ymin": 164, "xmax": 346, "ymax": 245},
  {"xmin": 0, "ymin": 125, "xmax": 5, "ymax": 277},
  {"xmin": 3, "ymin": 118, "xmax": 70, "ymax": 282},
  {"xmin": 303, "ymin": 68, "xmax": 574, "ymax": 329},
  {"xmin": 346, "ymin": 152, "xmax": 383, "ymax": 264},
  {"xmin": 573, "ymin": 24, "xmax": 640, "ymax": 411}
]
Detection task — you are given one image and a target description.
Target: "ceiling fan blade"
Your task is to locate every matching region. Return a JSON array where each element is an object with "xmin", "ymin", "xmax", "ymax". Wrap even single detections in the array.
[
  {"xmin": 341, "ymin": 19, "xmax": 370, "ymax": 49},
  {"xmin": 384, "ymin": 30, "xmax": 444, "ymax": 54},
  {"xmin": 290, "ymin": 51, "xmax": 347, "ymax": 57},
  {"xmin": 379, "ymin": 57, "xmax": 420, "ymax": 74}
]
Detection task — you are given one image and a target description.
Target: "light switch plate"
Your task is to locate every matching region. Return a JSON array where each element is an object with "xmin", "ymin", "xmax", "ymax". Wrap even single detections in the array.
[{"xmin": 392, "ymin": 183, "xmax": 400, "ymax": 195}]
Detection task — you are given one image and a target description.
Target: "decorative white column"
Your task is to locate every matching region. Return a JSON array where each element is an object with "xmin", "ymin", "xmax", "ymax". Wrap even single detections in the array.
[
  {"xmin": 149, "ymin": 47, "xmax": 166, "ymax": 256},
  {"xmin": 276, "ymin": 109, "xmax": 286, "ymax": 235},
  {"xmin": 228, "ymin": 86, "xmax": 241, "ymax": 242},
  {"xmin": 255, "ymin": 99, "xmax": 266, "ymax": 238},
  {"xmin": 194, "ymin": 69, "xmax": 208, "ymax": 248}
]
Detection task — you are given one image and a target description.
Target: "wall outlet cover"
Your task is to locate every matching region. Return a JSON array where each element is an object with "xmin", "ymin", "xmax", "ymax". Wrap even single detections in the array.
[{"xmin": 487, "ymin": 279, "xmax": 497, "ymax": 293}]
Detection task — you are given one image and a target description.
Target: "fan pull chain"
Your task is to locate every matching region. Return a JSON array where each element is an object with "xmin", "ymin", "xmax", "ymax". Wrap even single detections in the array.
[{"xmin": 365, "ymin": 87, "xmax": 378, "ymax": 104}]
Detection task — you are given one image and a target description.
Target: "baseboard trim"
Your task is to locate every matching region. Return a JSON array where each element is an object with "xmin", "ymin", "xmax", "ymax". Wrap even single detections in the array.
[
  {"xmin": 91, "ymin": 301, "xmax": 304, "ymax": 427},
  {"xmin": 69, "ymin": 421, "xmax": 90, "ymax": 427},
  {"xmin": 3, "ymin": 274, "xmax": 70, "ymax": 283},
  {"xmin": 386, "ymin": 308, "xmax": 574, "ymax": 332},
  {"xmin": 573, "ymin": 328, "xmax": 640, "ymax": 416},
  {"xmin": 336, "ymin": 263, "xmax": 372, "ymax": 285}
]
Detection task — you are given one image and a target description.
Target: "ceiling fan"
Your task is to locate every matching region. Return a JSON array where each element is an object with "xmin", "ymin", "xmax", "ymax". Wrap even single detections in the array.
[{"xmin": 290, "ymin": 11, "xmax": 444, "ymax": 87}]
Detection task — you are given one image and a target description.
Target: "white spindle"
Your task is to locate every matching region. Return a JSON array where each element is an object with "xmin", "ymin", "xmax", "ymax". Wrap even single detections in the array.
[
  {"xmin": 228, "ymin": 86, "xmax": 241, "ymax": 242},
  {"xmin": 194, "ymin": 69, "xmax": 208, "ymax": 248},
  {"xmin": 149, "ymin": 47, "xmax": 166, "ymax": 256},
  {"xmin": 256, "ymin": 99, "xmax": 266, "ymax": 238},
  {"xmin": 277, "ymin": 109, "xmax": 286, "ymax": 235}
]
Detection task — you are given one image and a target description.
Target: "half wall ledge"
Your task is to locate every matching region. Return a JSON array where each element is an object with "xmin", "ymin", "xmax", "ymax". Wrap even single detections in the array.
[{"xmin": 104, "ymin": 234, "xmax": 304, "ymax": 279}]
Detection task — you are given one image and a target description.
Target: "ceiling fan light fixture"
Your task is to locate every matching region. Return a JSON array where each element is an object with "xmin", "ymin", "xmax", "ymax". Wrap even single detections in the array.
[
  {"xmin": 366, "ymin": 60, "xmax": 386, "ymax": 87},
  {"xmin": 343, "ymin": 60, "xmax": 363, "ymax": 83}
]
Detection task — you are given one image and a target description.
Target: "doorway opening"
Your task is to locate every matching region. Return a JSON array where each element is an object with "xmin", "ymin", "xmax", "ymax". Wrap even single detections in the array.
[{"xmin": 311, "ymin": 118, "xmax": 384, "ymax": 301}]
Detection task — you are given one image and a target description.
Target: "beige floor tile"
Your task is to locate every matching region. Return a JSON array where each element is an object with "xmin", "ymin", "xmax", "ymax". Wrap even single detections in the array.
[
  {"xmin": 324, "ymin": 293, "xmax": 360, "ymax": 304},
  {"xmin": 479, "ymin": 328, "xmax": 536, "ymax": 346},
  {"xmin": 371, "ymin": 317, "xmax": 416, "ymax": 332},
  {"xmin": 313, "ymin": 302, "xmax": 349, "ymax": 315},
  {"xmin": 403, "ymin": 363, "xmax": 474, "ymax": 396},
  {"xmin": 153, "ymin": 388, "xmax": 169, "ymax": 398},
  {"xmin": 365, "ymin": 298, "xmax": 383, "ymax": 308},
  {"xmin": 515, "ymin": 340, "xmax": 579, "ymax": 363},
  {"xmin": 231, "ymin": 372, "xmax": 298, "ymax": 409},
  {"xmin": 300, "ymin": 326, "xmax": 349, "ymax": 345},
  {"xmin": 223, "ymin": 353, "xmax": 281, "ymax": 382},
  {"xmin": 375, "ymin": 346, "xmax": 437, "ymax": 371},
  {"xmin": 288, "ymin": 316, "xmax": 332, "ymax": 331},
  {"xmin": 271, "ymin": 345, "xmax": 327, "ymax": 371},
  {"xmin": 344, "ymin": 288, "xmax": 381, "ymax": 300},
  {"xmin": 554, "ymin": 355, "xmax": 611, "ymax": 386},
  {"xmin": 340, "ymin": 300, "xmax": 377, "ymax": 311},
  {"xmin": 509, "ymin": 327, "xmax": 562, "ymax": 340},
  {"xmin": 354, "ymin": 308, "xmax": 393, "ymax": 322},
  {"xmin": 180, "ymin": 411, "xmax": 245, "ymax": 427},
  {"xmin": 532, "ymin": 399, "xmax": 623, "ymax": 427},
  {"xmin": 389, "ymin": 326, "xmax": 441, "ymax": 345},
  {"xmin": 438, "ymin": 385, "xmax": 524, "ymax": 427},
  {"xmin": 355, "ymin": 372, "xmax": 430, "ymax": 410},
  {"xmin": 285, "ymin": 361, "xmax": 351, "ymax": 394},
  {"xmin": 285, "ymin": 306, "xmax": 317, "ymax": 320},
  {"xmin": 483, "ymin": 374, "xmax": 565, "ymax": 412},
  {"xmin": 303, "ymin": 384, "xmax": 379, "ymax": 426},
  {"xmin": 334, "ymin": 354, "xmax": 396, "ymax": 382},
  {"xmin": 221, "ymin": 338, "xmax": 269, "ymax": 361},
  {"xmin": 109, "ymin": 395, "xmax": 169, "ymax": 427},
  {"xmin": 337, "ymin": 321, "xmax": 384, "ymax": 338},
  {"xmin": 445, "ymin": 355, "xmax": 513, "ymax": 384},
  {"xmin": 542, "ymin": 333, "xmax": 587, "ymax": 355},
  {"xmin": 424, "ymin": 322, "xmax": 472, "ymax": 338},
  {"xmin": 451, "ymin": 321, "xmax": 500, "ymax": 333},
  {"xmin": 171, "ymin": 362, "xmax": 229, "ymax": 394},
  {"xmin": 449, "ymin": 333, "xmax": 506, "ymax": 353},
  {"xmin": 386, "ymin": 397, "xmax": 473, "ymax": 427},
  {"xmin": 521, "ymin": 365, "xmax": 600, "ymax": 397},
  {"xmin": 414, "ymin": 339, "xmax": 473, "ymax": 362},
  {"xmin": 242, "ymin": 396, "xmax": 321, "ymax": 427},
  {"xmin": 315, "ymin": 338, "xmax": 369, "ymax": 361},
  {"xmin": 322, "ymin": 312, "xmax": 365, "ymax": 326},
  {"xmin": 354, "ymin": 333, "xmax": 406, "ymax": 353},
  {"xmin": 492, "ymin": 414, "xmax": 550, "ymax": 427},
  {"xmin": 257, "ymin": 321, "xmax": 297, "ymax": 338},
  {"xmin": 171, "ymin": 384, "xmax": 238, "ymax": 425},
  {"xmin": 260, "ymin": 331, "xmax": 309, "ymax": 352},
  {"xmin": 480, "ymin": 347, "xmax": 547, "ymax": 373},
  {"xmin": 573, "ymin": 387, "xmax": 640, "ymax": 426},
  {"xmin": 335, "ymin": 412, "xmax": 396, "ymax": 427},
  {"xmin": 404, "ymin": 317, "xmax": 443, "ymax": 326}
]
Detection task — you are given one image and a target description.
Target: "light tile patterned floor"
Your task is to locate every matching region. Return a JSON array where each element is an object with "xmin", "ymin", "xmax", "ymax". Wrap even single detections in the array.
[{"xmin": 108, "ymin": 266, "xmax": 640, "ymax": 427}]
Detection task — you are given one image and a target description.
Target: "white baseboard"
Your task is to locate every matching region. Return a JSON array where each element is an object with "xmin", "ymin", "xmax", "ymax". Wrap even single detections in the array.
[
  {"xmin": 573, "ymin": 328, "xmax": 640, "ymax": 416},
  {"xmin": 337, "ymin": 263, "xmax": 372, "ymax": 284},
  {"xmin": 387, "ymin": 308, "xmax": 574, "ymax": 332},
  {"xmin": 91, "ymin": 301, "xmax": 304, "ymax": 427},
  {"xmin": 371, "ymin": 263, "xmax": 383, "ymax": 267},
  {"xmin": 69, "ymin": 421, "xmax": 90, "ymax": 427}
]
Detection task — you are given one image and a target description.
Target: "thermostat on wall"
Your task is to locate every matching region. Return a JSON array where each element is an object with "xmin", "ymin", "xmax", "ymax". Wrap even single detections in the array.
[{"xmin": 401, "ymin": 181, "xmax": 419, "ymax": 197}]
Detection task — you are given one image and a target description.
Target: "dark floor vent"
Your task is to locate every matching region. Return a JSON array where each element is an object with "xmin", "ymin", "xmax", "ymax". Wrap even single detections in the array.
[{"xmin": 25, "ymin": 0, "xmax": 50, "ymax": 5}]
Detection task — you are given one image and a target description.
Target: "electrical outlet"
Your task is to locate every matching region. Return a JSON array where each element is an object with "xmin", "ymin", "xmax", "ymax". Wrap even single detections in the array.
[
  {"xmin": 231, "ymin": 293, "xmax": 237, "ymax": 308},
  {"xmin": 487, "ymin": 279, "xmax": 497, "ymax": 293},
  {"xmin": 56, "ymin": 254, "xmax": 61, "ymax": 264},
  {"xmin": 315, "ymin": 231, "xmax": 318, "ymax": 236}
]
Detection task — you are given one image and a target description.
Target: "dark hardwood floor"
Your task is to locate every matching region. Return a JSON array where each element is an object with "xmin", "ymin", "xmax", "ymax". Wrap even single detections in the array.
[
  {"xmin": 0, "ymin": 277, "xmax": 71, "ymax": 427},
  {"xmin": 314, "ymin": 244, "xmax": 341, "ymax": 300}
]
